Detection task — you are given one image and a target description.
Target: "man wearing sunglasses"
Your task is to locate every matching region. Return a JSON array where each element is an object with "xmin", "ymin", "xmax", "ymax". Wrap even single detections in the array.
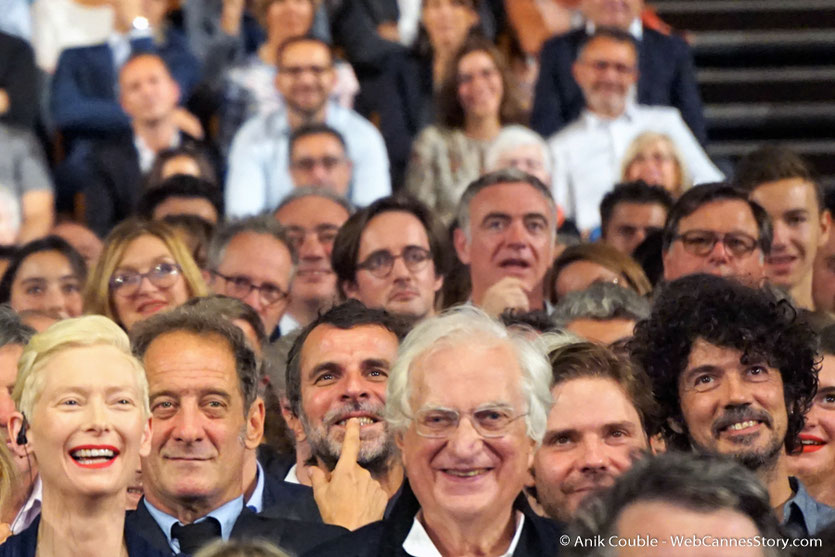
[
  {"xmin": 207, "ymin": 215, "xmax": 294, "ymax": 338},
  {"xmin": 331, "ymin": 196, "xmax": 449, "ymax": 323},
  {"xmin": 662, "ymin": 182, "xmax": 772, "ymax": 285}
]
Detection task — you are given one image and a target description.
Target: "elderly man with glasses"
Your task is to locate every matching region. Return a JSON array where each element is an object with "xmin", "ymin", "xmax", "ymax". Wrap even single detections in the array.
[
  {"xmin": 207, "ymin": 215, "xmax": 294, "ymax": 338},
  {"xmin": 662, "ymin": 182, "xmax": 772, "ymax": 285},
  {"xmin": 308, "ymin": 307, "xmax": 563, "ymax": 557},
  {"xmin": 331, "ymin": 195, "xmax": 450, "ymax": 324}
]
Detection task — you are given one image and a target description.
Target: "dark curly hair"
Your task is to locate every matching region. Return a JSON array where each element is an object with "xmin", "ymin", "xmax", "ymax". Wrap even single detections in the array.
[{"xmin": 629, "ymin": 274, "xmax": 818, "ymax": 454}]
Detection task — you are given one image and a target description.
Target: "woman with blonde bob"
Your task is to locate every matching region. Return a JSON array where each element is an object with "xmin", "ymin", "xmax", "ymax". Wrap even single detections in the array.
[
  {"xmin": 84, "ymin": 219, "xmax": 208, "ymax": 332},
  {"xmin": 3, "ymin": 315, "xmax": 164, "ymax": 557},
  {"xmin": 548, "ymin": 243, "xmax": 653, "ymax": 304},
  {"xmin": 620, "ymin": 131, "xmax": 692, "ymax": 197}
]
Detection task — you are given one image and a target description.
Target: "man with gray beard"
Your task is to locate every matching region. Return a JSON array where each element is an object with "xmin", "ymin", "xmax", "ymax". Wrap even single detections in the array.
[{"xmin": 285, "ymin": 300, "xmax": 409, "ymax": 530}]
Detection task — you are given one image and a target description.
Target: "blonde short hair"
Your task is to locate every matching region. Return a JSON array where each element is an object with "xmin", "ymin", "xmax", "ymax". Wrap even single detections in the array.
[
  {"xmin": 12, "ymin": 315, "xmax": 150, "ymax": 421},
  {"xmin": 84, "ymin": 219, "xmax": 208, "ymax": 327},
  {"xmin": 620, "ymin": 131, "xmax": 692, "ymax": 194}
]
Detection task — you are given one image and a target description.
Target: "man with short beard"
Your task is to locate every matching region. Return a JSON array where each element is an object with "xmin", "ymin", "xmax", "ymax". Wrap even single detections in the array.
[
  {"xmin": 284, "ymin": 300, "xmax": 409, "ymax": 530},
  {"xmin": 630, "ymin": 274, "xmax": 835, "ymax": 536}
]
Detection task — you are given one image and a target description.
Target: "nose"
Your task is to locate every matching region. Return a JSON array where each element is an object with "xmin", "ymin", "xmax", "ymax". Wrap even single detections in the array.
[
  {"xmin": 84, "ymin": 398, "xmax": 111, "ymax": 433},
  {"xmin": 310, "ymin": 162, "xmax": 330, "ymax": 184},
  {"xmin": 506, "ymin": 219, "xmax": 528, "ymax": 247},
  {"xmin": 242, "ymin": 287, "xmax": 264, "ymax": 312},
  {"xmin": 578, "ymin": 436, "xmax": 607, "ymax": 472},
  {"xmin": 723, "ymin": 374, "xmax": 754, "ymax": 406},
  {"xmin": 391, "ymin": 254, "xmax": 411, "ymax": 279},
  {"xmin": 135, "ymin": 275, "xmax": 160, "ymax": 296},
  {"xmin": 339, "ymin": 370, "xmax": 371, "ymax": 402},
  {"xmin": 300, "ymin": 232, "xmax": 326, "ymax": 260},
  {"xmin": 171, "ymin": 403, "xmax": 204, "ymax": 444},
  {"xmin": 707, "ymin": 237, "xmax": 731, "ymax": 264},
  {"xmin": 446, "ymin": 414, "xmax": 484, "ymax": 458},
  {"xmin": 43, "ymin": 285, "xmax": 68, "ymax": 317},
  {"xmin": 770, "ymin": 220, "xmax": 789, "ymax": 252}
]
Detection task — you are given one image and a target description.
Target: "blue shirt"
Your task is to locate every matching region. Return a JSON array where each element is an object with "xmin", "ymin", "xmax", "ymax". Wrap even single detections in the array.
[
  {"xmin": 782, "ymin": 477, "xmax": 835, "ymax": 536},
  {"xmin": 245, "ymin": 461, "xmax": 266, "ymax": 513},
  {"xmin": 143, "ymin": 496, "xmax": 244, "ymax": 554},
  {"xmin": 225, "ymin": 102, "xmax": 391, "ymax": 216}
]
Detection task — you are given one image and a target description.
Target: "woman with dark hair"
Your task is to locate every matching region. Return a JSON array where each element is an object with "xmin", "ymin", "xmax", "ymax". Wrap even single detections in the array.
[
  {"xmin": 404, "ymin": 35, "xmax": 524, "ymax": 223},
  {"xmin": 144, "ymin": 145, "xmax": 219, "ymax": 190},
  {"xmin": 0, "ymin": 236, "xmax": 86, "ymax": 319}
]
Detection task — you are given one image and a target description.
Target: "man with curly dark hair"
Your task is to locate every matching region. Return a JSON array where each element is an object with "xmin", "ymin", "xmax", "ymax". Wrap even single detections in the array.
[{"xmin": 630, "ymin": 273, "xmax": 835, "ymax": 536}]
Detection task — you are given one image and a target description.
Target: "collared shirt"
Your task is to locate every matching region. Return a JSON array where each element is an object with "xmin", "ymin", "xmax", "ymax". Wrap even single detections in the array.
[
  {"xmin": 548, "ymin": 102, "xmax": 724, "ymax": 231},
  {"xmin": 278, "ymin": 312, "xmax": 301, "ymax": 337},
  {"xmin": 225, "ymin": 102, "xmax": 391, "ymax": 216},
  {"xmin": 144, "ymin": 496, "xmax": 244, "ymax": 554},
  {"xmin": 10, "ymin": 475, "xmax": 41, "ymax": 534},
  {"xmin": 585, "ymin": 17, "xmax": 644, "ymax": 41},
  {"xmin": 133, "ymin": 132, "xmax": 181, "ymax": 174},
  {"xmin": 284, "ymin": 463, "xmax": 300, "ymax": 485},
  {"xmin": 782, "ymin": 477, "xmax": 835, "ymax": 537},
  {"xmin": 245, "ymin": 461, "xmax": 266, "ymax": 513},
  {"xmin": 402, "ymin": 511, "xmax": 525, "ymax": 557}
]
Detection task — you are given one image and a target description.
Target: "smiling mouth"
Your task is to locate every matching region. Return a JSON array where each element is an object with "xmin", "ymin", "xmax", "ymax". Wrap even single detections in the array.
[
  {"xmin": 137, "ymin": 300, "xmax": 168, "ymax": 314},
  {"xmin": 799, "ymin": 436, "xmax": 826, "ymax": 453},
  {"xmin": 335, "ymin": 416, "xmax": 379, "ymax": 427},
  {"xmin": 70, "ymin": 446, "xmax": 119, "ymax": 468},
  {"xmin": 499, "ymin": 259, "xmax": 530, "ymax": 270},
  {"xmin": 719, "ymin": 420, "xmax": 763, "ymax": 435},
  {"xmin": 442, "ymin": 468, "xmax": 491, "ymax": 478}
]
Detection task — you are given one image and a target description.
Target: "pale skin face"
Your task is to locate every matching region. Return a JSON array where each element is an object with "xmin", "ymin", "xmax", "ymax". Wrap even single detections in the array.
[
  {"xmin": 663, "ymin": 200, "xmax": 766, "ymax": 284},
  {"xmin": 119, "ymin": 55, "xmax": 180, "ymax": 126},
  {"xmin": 294, "ymin": 324, "xmax": 399, "ymax": 471},
  {"xmin": 750, "ymin": 179, "xmax": 830, "ymax": 297},
  {"xmin": 111, "ymin": 235, "xmax": 191, "ymax": 332},
  {"xmin": 142, "ymin": 331, "xmax": 264, "ymax": 519},
  {"xmin": 15, "ymin": 345, "xmax": 151, "ymax": 502},
  {"xmin": 10, "ymin": 251, "xmax": 83, "ymax": 319},
  {"xmin": 345, "ymin": 211, "xmax": 443, "ymax": 321},
  {"xmin": 603, "ymin": 202, "xmax": 668, "ymax": 255},
  {"xmin": 678, "ymin": 339, "xmax": 788, "ymax": 470},
  {"xmin": 289, "ymin": 132, "xmax": 352, "ymax": 196},
  {"xmin": 625, "ymin": 139, "xmax": 682, "ymax": 195},
  {"xmin": 456, "ymin": 50, "xmax": 503, "ymax": 123},
  {"xmin": 51, "ymin": 222, "xmax": 103, "ymax": 268},
  {"xmin": 159, "ymin": 155, "xmax": 203, "ymax": 181},
  {"xmin": 534, "ymin": 377, "xmax": 647, "ymax": 521},
  {"xmin": 275, "ymin": 41, "xmax": 335, "ymax": 120},
  {"xmin": 264, "ymin": 0, "xmax": 314, "ymax": 42},
  {"xmin": 421, "ymin": 0, "xmax": 478, "ymax": 54},
  {"xmin": 0, "ymin": 344, "xmax": 36, "ymax": 487},
  {"xmin": 581, "ymin": 0, "xmax": 644, "ymax": 29},
  {"xmin": 455, "ymin": 182, "xmax": 556, "ymax": 308},
  {"xmin": 812, "ymin": 225, "xmax": 835, "ymax": 313},
  {"xmin": 398, "ymin": 342, "xmax": 534, "ymax": 537},
  {"xmin": 572, "ymin": 37, "xmax": 637, "ymax": 119},
  {"xmin": 565, "ymin": 317, "xmax": 637, "ymax": 345},
  {"xmin": 788, "ymin": 354, "xmax": 835, "ymax": 501},
  {"xmin": 491, "ymin": 144, "xmax": 550, "ymax": 185},
  {"xmin": 615, "ymin": 501, "xmax": 767, "ymax": 556},
  {"xmin": 151, "ymin": 196, "xmax": 219, "ymax": 224},
  {"xmin": 275, "ymin": 196, "xmax": 349, "ymax": 311},
  {"xmin": 554, "ymin": 260, "xmax": 621, "ymax": 301}
]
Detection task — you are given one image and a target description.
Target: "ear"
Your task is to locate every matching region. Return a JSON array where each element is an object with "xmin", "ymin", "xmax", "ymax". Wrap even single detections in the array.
[
  {"xmin": 818, "ymin": 209, "xmax": 832, "ymax": 247},
  {"xmin": 140, "ymin": 417, "xmax": 152, "ymax": 458},
  {"xmin": 243, "ymin": 397, "xmax": 266, "ymax": 450},
  {"xmin": 394, "ymin": 431, "xmax": 405, "ymax": 453},
  {"xmin": 433, "ymin": 273, "xmax": 444, "ymax": 294},
  {"xmin": 342, "ymin": 279, "xmax": 360, "ymax": 300},
  {"xmin": 667, "ymin": 416, "xmax": 684, "ymax": 434},
  {"xmin": 453, "ymin": 227, "xmax": 471, "ymax": 265},
  {"xmin": 8, "ymin": 412, "xmax": 30, "ymax": 459},
  {"xmin": 281, "ymin": 396, "xmax": 307, "ymax": 443}
]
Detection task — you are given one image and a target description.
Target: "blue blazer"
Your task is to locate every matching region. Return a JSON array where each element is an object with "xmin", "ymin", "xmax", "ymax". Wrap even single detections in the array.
[
  {"xmin": 0, "ymin": 515, "xmax": 170, "ymax": 557},
  {"xmin": 531, "ymin": 26, "xmax": 707, "ymax": 144}
]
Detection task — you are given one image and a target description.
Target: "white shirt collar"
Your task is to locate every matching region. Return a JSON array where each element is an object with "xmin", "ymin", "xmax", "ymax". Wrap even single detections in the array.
[
  {"xmin": 134, "ymin": 132, "xmax": 181, "ymax": 174},
  {"xmin": 284, "ymin": 463, "xmax": 301, "ymax": 484},
  {"xmin": 585, "ymin": 17, "xmax": 643, "ymax": 40},
  {"xmin": 11, "ymin": 475, "xmax": 42, "ymax": 534},
  {"xmin": 402, "ymin": 511, "xmax": 525, "ymax": 557}
]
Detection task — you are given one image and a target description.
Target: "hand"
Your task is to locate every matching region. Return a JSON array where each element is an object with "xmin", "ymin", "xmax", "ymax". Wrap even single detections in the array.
[
  {"xmin": 171, "ymin": 107, "xmax": 204, "ymax": 139},
  {"xmin": 112, "ymin": 0, "xmax": 144, "ymax": 32},
  {"xmin": 220, "ymin": 0, "xmax": 246, "ymax": 36},
  {"xmin": 480, "ymin": 277, "xmax": 531, "ymax": 317},
  {"xmin": 307, "ymin": 418, "xmax": 388, "ymax": 531},
  {"xmin": 0, "ymin": 89, "xmax": 8, "ymax": 115},
  {"xmin": 0, "ymin": 523, "xmax": 10, "ymax": 544},
  {"xmin": 376, "ymin": 21, "xmax": 400, "ymax": 42}
]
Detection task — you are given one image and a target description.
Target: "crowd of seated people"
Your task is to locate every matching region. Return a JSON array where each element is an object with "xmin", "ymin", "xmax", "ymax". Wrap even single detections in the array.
[{"xmin": 0, "ymin": 1, "xmax": 834, "ymax": 556}]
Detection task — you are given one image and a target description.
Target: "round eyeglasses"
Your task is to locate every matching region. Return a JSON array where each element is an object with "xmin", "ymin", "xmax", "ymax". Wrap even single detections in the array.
[
  {"xmin": 673, "ymin": 231, "xmax": 759, "ymax": 258},
  {"xmin": 110, "ymin": 262, "xmax": 182, "ymax": 297},
  {"xmin": 356, "ymin": 246, "xmax": 432, "ymax": 278},
  {"xmin": 211, "ymin": 271, "xmax": 288, "ymax": 306},
  {"xmin": 412, "ymin": 406, "xmax": 527, "ymax": 439}
]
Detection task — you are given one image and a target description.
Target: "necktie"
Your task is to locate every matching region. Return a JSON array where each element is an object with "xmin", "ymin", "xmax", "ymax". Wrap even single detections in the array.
[{"xmin": 171, "ymin": 517, "xmax": 222, "ymax": 554}]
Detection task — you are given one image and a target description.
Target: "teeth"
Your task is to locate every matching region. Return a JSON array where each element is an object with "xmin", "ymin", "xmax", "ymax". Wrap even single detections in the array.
[
  {"xmin": 802, "ymin": 439, "xmax": 824, "ymax": 445},
  {"xmin": 72, "ymin": 448, "xmax": 116, "ymax": 459},
  {"xmin": 446, "ymin": 469, "xmax": 487, "ymax": 477},
  {"xmin": 728, "ymin": 421, "xmax": 757, "ymax": 431},
  {"xmin": 337, "ymin": 417, "xmax": 376, "ymax": 426}
]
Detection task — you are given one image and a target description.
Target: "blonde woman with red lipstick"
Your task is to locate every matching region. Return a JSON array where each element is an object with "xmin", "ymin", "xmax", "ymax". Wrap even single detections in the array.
[
  {"xmin": 2, "ymin": 315, "xmax": 167, "ymax": 557},
  {"xmin": 84, "ymin": 219, "xmax": 208, "ymax": 332}
]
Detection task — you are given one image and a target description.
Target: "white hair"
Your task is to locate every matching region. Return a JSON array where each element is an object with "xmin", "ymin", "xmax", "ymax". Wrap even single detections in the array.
[
  {"xmin": 385, "ymin": 305, "xmax": 553, "ymax": 444},
  {"xmin": 484, "ymin": 125, "xmax": 553, "ymax": 177}
]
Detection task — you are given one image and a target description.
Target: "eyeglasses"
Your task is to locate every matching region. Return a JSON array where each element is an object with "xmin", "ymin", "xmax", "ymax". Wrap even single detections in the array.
[
  {"xmin": 584, "ymin": 59, "xmax": 635, "ymax": 75},
  {"xmin": 211, "ymin": 271, "xmax": 288, "ymax": 306},
  {"xmin": 110, "ymin": 262, "xmax": 182, "ymax": 297},
  {"xmin": 290, "ymin": 156, "xmax": 346, "ymax": 172},
  {"xmin": 279, "ymin": 64, "xmax": 332, "ymax": 77},
  {"xmin": 356, "ymin": 246, "xmax": 432, "ymax": 278},
  {"xmin": 413, "ymin": 406, "xmax": 527, "ymax": 439},
  {"xmin": 673, "ymin": 231, "xmax": 759, "ymax": 257},
  {"xmin": 284, "ymin": 225, "xmax": 340, "ymax": 250}
]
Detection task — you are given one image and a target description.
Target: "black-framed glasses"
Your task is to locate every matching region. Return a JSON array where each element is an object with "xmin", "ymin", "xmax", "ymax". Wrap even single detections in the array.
[
  {"xmin": 211, "ymin": 271, "xmax": 288, "ymax": 306},
  {"xmin": 279, "ymin": 64, "xmax": 332, "ymax": 77},
  {"xmin": 356, "ymin": 246, "xmax": 432, "ymax": 278},
  {"xmin": 110, "ymin": 262, "xmax": 182, "ymax": 297},
  {"xmin": 284, "ymin": 225, "xmax": 340, "ymax": 250},
  {"xmin": 290, "ymin": 156, "xmax": 346, "ymax": 172},
  {"xmin": 412, "ymin": 406, "xmax": 527, "ymax": 439},
  {"xmin": 674, "ymin": 231, "xmax": 759, "ymax": 257}
]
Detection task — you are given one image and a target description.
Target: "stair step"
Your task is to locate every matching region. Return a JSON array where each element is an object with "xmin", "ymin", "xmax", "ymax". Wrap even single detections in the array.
[{"xmin": 699, "ymin": 68, "xmax": 835, "ymax": 104}]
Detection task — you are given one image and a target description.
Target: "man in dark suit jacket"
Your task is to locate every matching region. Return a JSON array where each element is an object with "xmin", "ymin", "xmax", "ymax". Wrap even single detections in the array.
[
  {"xmin": 127, "ymin": 304, "xmax": 346, "ymax": 555},
  {"xmin": 0, "ymin": 30, "xmax": 38, "ymax": 131},
  {"xmin": 531, "ymin": 0, "xmax": 707, "ymax": 144}
]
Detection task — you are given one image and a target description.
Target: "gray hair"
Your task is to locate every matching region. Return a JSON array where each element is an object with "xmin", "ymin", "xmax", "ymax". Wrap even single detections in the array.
[
  {"xmin": 130, "ymin": 305, "xmax": 260, "ymax": 412},
  {"xmin": 565, "ymin": 452, "xmax": 785, "ymax": 557},
  {"xmin": 550, "ymin": 283, "xmax": 650, "ymax": 328},
  {"xmin": 207, "ymin": 215, "xmax": 295, "ymax": 272},
  {"xmin": 455, "ymin": 168, "xmax": 556, "ymax": 242},
  {"xmin": 274, "ymin": 187, "xmax": 355, "ymax": 216},
  {"xmin": 0, "ymin": 304, "xmax": 35, "ymax": 349},
  {"xmin": 484, "ymin": 125, "xmax": 552, "ymax": 177},
  {"xmin": 385, "ymin": 305, "xmax": 553, "ymax": 444}
]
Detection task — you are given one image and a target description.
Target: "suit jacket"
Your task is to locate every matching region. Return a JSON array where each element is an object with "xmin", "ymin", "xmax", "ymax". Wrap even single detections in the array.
[
  {"xmin": 304, "ymin": 481, "xmax": 565, "ymax": 557},
  {"xmin": 0, "ymin": 515, "xmax": 169, "ymax": 557},
  {"xmin": 127, "ymin": 499, "xmax": 347, "ymax": 556},
  {"xmin": 259, "ymin": 467, "xmax": 323, "ymax": 523},
  {"xmin": 531, "ymin": 26, "xmax": 707, "ymax": 144},
  {"xmin": 84, "ymin": 131, "xmax": 205, "ymax": 237},
  {"xmin": 0, "ymin": 30, "xmax": 38, "ymax": 130}
]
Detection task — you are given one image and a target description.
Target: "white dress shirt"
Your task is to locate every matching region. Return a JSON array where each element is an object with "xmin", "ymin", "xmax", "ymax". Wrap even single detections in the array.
[
  {"xmin": 548, "ymin": 102, "xmax": 724, "ymax": 231},
  {"xmin": 10, "ymin": 475, "xmax": 41, "ymax": 534},
  {"xmin": 402, "ymin": 511, "xmax": 525, "ymax": 557}
]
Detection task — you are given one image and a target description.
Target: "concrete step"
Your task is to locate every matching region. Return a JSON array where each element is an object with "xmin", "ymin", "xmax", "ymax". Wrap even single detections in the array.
[
  {"xmin": 698, "ymin": 67, "xmax": 835, "ymax": 104},
  {"xmin": 655, "ymin": 0, "xmax": 835, "ymax": 31}
]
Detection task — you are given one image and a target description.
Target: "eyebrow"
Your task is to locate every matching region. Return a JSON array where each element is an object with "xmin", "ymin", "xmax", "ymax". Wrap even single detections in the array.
[
  {"xmin": 116, "ymin": 256, "xmax": 175, "ymax": 272},
  {"xmin": 308, "ymin": 362, "xmax": 342, "ymax": 380},
  {"xmin": 361, "ymin": 358, "xmax": 391, "ymax": 370},
  {"xmin": 818, "ymin": 386, "xmax": 835, "ymax": 397}
]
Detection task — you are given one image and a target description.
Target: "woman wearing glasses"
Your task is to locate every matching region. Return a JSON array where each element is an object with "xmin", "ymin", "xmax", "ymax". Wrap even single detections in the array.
[{"xmin": 84, "ymin": 219, "xmax": 209, "ymax": 332}]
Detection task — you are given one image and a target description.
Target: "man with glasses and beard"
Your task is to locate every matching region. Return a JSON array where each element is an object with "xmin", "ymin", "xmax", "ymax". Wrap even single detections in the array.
[
  {"xmin": 630, "ymin": 273, "xmax": 835, "ymax": 536},
  {"xmin": 284, "ymin": 300, "xmax": 409, "ymax": 530}
]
